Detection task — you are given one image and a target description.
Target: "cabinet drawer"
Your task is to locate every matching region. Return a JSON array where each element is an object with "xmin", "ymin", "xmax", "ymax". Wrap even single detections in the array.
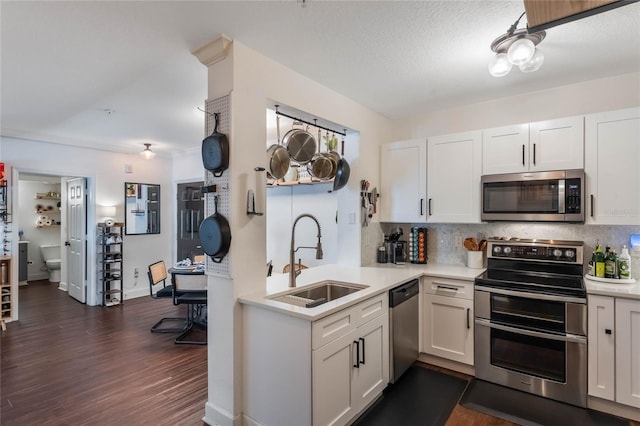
[
  {"xmin": 312, "ymin": 293, "xmax": 389, "ymax": 350},
  {"xmin": 422, "ymin": 277, "xmax": 473, "ymax": 300},
  {"xmin": 355, "ymin": 293, "xmax": 387, "ymax": 327},
  {"xmin": 312, "ymin": 306, "xmax": 357, "ymax": 350}
]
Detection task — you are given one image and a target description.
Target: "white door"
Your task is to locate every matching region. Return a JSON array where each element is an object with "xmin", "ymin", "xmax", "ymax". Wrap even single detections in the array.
[
  {"xmin": 585, "ymin": 107, "xmax": 640, "ymax": 225},
  {"xmin": 423, "ymin": 293, "xmax": 474, "ymax": 365},
  {"xmin": 529, "ymin": 116, "xmax": 584, "ymax": 172},
  {"xmin": 427, "ymin": 130, "xmax": 482, "ymax": 223},
  {"xmin": 379, "ymin": 139, "xmax": 427, "ymax": 223},
  {"xmin": 66, "ymin": 178, "xmax": 86, "ymax": 303},
  {"xmin": 587, "ymin": 295, "xmax": 615, "ymax": 400},
  {"xmin": 351, "ymin": 314, "xmax": 389, "ymax": 411},
  {"xmin": 312, "ymin": 330, "xmax": 355, "ymax": 426},
  {"xmin": 482, "ymin": 123, "xmax": 529, "ymax": 174},
  {"xmin": 615, "ymin": 298, "xmax": 640, "ymax": 408}
]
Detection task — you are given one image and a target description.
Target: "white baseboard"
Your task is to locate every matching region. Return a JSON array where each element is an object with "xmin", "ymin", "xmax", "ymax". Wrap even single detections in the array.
[
  {"xmin": 57, "ymin": 282, "xmax": 68, "ymax": 291},
  {"xmin": 203, "ymin": 401, "xmax": 242, "ymax": 426},
  {"xmin": 123, "ymin": 287, "xmax": 148, "ymax": 300}
]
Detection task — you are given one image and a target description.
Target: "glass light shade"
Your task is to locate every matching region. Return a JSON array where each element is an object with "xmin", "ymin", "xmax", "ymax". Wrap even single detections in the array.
[
  {"xmin": 140, "ymin": 144, "xmax": 156, "ymax": 159},
  {"xmin": 518, "ymin": 49, "xmax": 544, "ymax": 73},
  {"xmin": 507, "ymin": 38, "xmax": 535, "ymax": 66},
  {"xmin": 488, "ymin": 53, "xmax": 512, "ymax": 77}
]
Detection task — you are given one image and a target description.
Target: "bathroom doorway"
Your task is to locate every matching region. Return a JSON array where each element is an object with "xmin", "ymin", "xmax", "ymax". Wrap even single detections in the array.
[{"xmin": 13, "ymin": 170, "xmax": 95, "ymax": 320}]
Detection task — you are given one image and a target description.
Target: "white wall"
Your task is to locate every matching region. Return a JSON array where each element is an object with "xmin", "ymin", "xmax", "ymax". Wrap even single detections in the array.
[
  {"xmin": 1, "ymin": 137, "xmax": 174, "ymax": 303},
  {"xmin": 199, "ymin": 38, "xmax": 396, "ymax": 426},
  {"xmin": 395, "ymin": 72, "xmax": 640, "ymax": 138}
]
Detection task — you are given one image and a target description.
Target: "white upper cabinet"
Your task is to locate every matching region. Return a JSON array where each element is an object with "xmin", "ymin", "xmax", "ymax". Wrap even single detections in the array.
[
  {"xmin": 482, "ymin": 123, "xmax": 530, "ymax": 174},
  {"xmin": 379, "ymin": 139, "xmax": 427, "ymax": 223},
  {"xmin": 427, "ymin": 131, "xmax": 482, "ymax": 223},
  {"xmin": 529, "ymin": 116, "xmax": 584, "ymax": 172},
  {"xmin": 482, "ymin": 116, "xmax": 584, "ymax": 175},
  {"xmin": 585, "ymin": 107, "xmax": 640, "ymax": 225}
]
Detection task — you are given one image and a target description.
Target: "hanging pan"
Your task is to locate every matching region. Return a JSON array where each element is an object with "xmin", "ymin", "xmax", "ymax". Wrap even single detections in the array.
[
  {"xmin": 199, "ymin": 195, "xmax": 231, "ymax": 263},
  {"xmin": 282, "ymin": 121, "xmax": 317, "ymax": 164},
  {"xmin": 333, "ymin": 134, "xmax": 350, "ymax": 191},
  {"xmin": 202, "ymin": 112, "xmax": 229, "ymax": 177},
  {"xmin": 266, "ymin": 113, "xmax": 290, "ymax": 180},
  {"xmin": 307, "ymin": 125, "xmax": 334, "ymax": 180}
]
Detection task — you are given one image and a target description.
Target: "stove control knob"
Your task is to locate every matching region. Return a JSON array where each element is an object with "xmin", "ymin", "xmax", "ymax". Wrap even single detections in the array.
[
  {"xmin": 493, "ymin": 246, "xmax": 502, "ymax": 254},
  {"xmin": 503, "ymin": 246, "xmax": 512, "ymax": 255},
  {"xmin": 553, "ymin": 249, "xmax": 563, "ymax": 257},
  {"xmin": 565, "ymin": 250, "xmax": 575, "ymax": 259}
]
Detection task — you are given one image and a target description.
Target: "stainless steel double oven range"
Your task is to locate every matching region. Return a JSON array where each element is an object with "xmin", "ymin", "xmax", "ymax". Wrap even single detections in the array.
[{"xmin": 474, "ymin": 238, "xmax": 587, "ymax": 407}]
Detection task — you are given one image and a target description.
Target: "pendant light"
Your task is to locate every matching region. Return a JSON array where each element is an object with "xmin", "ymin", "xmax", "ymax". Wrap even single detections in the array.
[
  {"xmin": 488, "ymin": 12, "xmax": 546, "ymax": 77},
  {"xmin": 140, "ymin": 143, "xmax": 156, "ymax": 160}
]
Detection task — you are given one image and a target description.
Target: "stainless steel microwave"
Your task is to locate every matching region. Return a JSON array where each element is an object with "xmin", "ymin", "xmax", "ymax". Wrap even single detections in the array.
[{"xmin": 481, "ymin": 169, "xmax": 585, "ymax": 222}]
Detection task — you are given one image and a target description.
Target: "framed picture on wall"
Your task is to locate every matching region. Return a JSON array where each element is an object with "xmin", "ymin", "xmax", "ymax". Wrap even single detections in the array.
[{"xmin": 126, "ymin": 183, "xmax": 137, "ymax": 198}]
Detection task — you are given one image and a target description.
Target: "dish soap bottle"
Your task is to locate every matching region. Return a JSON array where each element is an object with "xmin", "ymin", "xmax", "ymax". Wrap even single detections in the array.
[
  {"xmin": 605, "ymin": 247, "xmax": 618, "ymax": 279},
  {"xmin": 594, "ymin": 243, "xmax": 606, "ymax": 278},
  {"xmin": 618, "ymin": 245, "xmax": 631, "ymax": 279}
]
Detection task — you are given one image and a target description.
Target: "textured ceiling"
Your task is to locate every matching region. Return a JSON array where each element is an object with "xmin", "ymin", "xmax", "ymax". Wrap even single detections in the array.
[{"xmin": 1, "ymin": 1, "xmax": 639, "ymax": 156}]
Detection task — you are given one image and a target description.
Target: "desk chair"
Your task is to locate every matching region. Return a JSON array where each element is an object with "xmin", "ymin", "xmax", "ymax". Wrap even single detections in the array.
[
  {"xmin": 172, "ymin": 272, "xmax": 207, "ymax": 345},
  {"xmin": 148, "ymin": 261, "xmax": 187, "ymax": 333}
]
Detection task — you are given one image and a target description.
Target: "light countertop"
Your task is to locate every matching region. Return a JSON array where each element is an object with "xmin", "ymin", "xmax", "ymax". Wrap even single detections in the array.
[
  {"xmin": 239, "ymin": 263, "xmax": 484, "ymax": 321},
  {"xmin": 585, "ymin": 275, "xmax": 640, "ymax": 300}
]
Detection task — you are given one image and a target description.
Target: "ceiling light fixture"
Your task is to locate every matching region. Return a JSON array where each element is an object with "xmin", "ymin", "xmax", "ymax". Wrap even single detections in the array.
[
  {"xmin": 140, "ymin": 143, "xmax": 156, "ymax": 160},
  {"xmin": 489, "ymin": 12, "xmax": 546, "ymax": 77}
]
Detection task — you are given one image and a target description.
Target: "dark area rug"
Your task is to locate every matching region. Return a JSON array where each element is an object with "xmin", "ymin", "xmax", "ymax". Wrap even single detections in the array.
[
  {"xmin": 460, "ymin": 379, "xmax": 628, "ymax": 426},
  {"xmin": 353, "ymin": 365, "xmax": 468, "ymax": 426}
]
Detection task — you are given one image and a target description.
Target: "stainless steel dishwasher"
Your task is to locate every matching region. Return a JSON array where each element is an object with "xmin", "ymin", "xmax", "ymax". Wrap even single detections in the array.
[{"xmin": 389, "ymin": 279, "xmax": 419, "ymax": 383}]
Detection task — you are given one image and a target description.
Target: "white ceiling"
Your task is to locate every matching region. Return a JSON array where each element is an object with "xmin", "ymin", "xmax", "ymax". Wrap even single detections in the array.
[{"xmin": 2, "ymin": 1, "xmax": 639, "ymax": 157}]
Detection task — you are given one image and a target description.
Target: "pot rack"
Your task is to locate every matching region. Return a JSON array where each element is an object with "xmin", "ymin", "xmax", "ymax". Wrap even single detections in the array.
[{"xmin": 274, "ymin": 105, "xmax": 346, "ymax": 137}]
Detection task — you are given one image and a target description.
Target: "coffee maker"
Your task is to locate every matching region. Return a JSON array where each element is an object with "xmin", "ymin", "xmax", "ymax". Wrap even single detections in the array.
[{"xmin": 379, "ymin": 228, "xmax": 408, "ymax": 264}]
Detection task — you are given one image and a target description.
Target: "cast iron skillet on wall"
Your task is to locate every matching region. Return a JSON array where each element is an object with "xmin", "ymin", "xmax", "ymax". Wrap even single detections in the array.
[
  {"xmin": 199, "ymin": 195, "xmax": 231, "ymax": 263},
  {"xmin": 202, "ymin": 113, "xmax": 229, "ymax": 177}
]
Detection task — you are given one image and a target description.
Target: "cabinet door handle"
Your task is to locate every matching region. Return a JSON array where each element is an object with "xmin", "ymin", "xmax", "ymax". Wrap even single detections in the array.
[
  {"xmin": 522, "ymin": 144, "xmax": 525, "ymax": 166},
  {"xmin": 428, "ymin": 198, "xmax": 432, "ymax": 216},
  {"xmin": 436, "ymin": 284, "xmax": 458, "ymax": 293},
  {"xmin": 533, "ymin": 143, "xmax": 536, "ymax": 165},
  {"xmin": 420, "ymin": 198, "xmax": 424, "ymax": 216},
  {"xmin": 359, "ymin": 337, "xmax": 366, "ymax": 365},
  {"xmin": 590, "ymin": 194, "xmax": 594, "ymax": 218},
  {"xmin": 467, "ymin": 308, "xmax": 470, "ymax": 329},
  {"xmin": 605, "ymin": 328, "xmax": 612, "ymax": 335},
  {"xmin": 353, "ymin": 340, "xmax": 360, "ymax": 368}
]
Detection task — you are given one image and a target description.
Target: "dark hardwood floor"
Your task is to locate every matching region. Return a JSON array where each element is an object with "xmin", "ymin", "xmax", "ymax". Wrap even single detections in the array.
[
  {"xmin": 1, "ymin": 280, "xmax": 207, "ymax": 425},
  {"xmin": 3, "ymin": 281, "xmax": 636, "ymax": 426}
]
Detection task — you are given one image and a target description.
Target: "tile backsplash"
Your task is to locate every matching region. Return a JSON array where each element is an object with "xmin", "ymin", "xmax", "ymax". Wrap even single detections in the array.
[{"xmin": 367, "ymin": 222, "xmax": 639, "ymax": 267}]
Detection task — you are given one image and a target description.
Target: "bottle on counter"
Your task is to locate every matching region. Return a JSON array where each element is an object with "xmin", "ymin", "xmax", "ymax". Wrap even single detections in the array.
[
  {"xmin": 605, "ymin": 247, "xmax": 618, "ymax": 279},
  {"xmin": 594, "ymin": 243, "xmax": 606, "ymax": 278},
  {"xmin": 618, "ymin": 245, "xmax": 631, "ymax": 279}
]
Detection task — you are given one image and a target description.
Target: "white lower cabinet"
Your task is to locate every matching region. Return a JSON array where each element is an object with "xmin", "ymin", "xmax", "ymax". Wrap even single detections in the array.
[
  {"xmin": 588, "ymin": 295, "xmax": 615, "ymax": 400},
  {"xmin": 587, "ymin": 294, "xmax": 640, "ymax": 409},
  {"xmin": 615, "ymin": 298, "xmax": 640, "ymax": 408},
  {"xmin": 243, "ymin": 292, "xmax": 388, "ymax": 426},
  {"xmin": 312, "ymin": 312, "xmax": 388, "ymax": 426},
  {"xmin": 422, "ymin": 277, "xmax": 474, "ymax": 366}
]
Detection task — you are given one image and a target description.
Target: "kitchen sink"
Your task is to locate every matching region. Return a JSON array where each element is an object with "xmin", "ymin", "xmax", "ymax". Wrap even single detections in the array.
[{"xmin": 269, "ymin": 281, "xmax": 368, "ymax": 308}]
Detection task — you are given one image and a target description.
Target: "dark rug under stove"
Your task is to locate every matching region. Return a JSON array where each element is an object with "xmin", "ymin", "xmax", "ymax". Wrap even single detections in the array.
[
  {"xmin": 353, "ymin": 365, "xmax": 468, "ymax": 426},
  {"xmin": 460, "ymin": 379, "xmax": 629, "ymax": 426}
]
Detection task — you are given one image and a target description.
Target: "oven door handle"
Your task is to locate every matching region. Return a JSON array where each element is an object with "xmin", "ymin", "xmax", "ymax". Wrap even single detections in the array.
[
  {"xmin": 474, "ymin": 285, "xmax": 586, "ymax": 304},
  {"xmin": 475, "ymin": 318, "xmax": 587, "ymax": 344}
]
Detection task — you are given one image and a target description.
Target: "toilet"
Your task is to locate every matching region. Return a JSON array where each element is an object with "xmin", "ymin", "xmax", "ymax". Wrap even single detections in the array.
[{"xmin": 40, "ymin": 244, "xmax": 61, "ymax": 283}]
